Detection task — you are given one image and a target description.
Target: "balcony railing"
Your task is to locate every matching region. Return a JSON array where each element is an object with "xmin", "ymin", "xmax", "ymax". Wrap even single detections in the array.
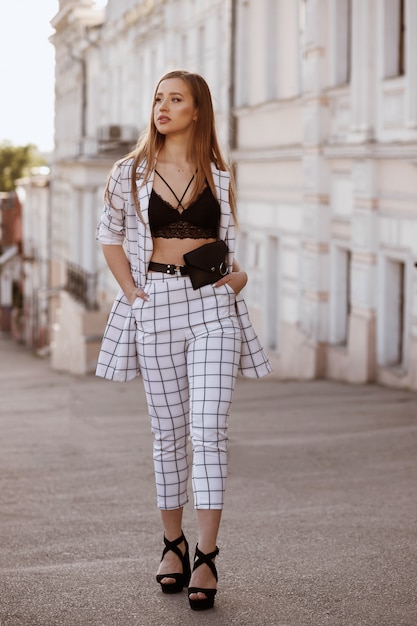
[{"xmin": 65, "ymin": 261, "xmax": 98, "ymax": 310}]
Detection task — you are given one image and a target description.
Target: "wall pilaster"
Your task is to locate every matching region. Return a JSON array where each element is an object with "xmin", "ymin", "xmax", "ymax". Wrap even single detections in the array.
[
  {"xmin": 299, "ymin": 0, "xmax": 330, "ymax": 375},
  {"xmin": 349, "ymin": 0, "xmax": 375, "ymax": 141},
  {"xmin": 348, "ymin": 159, "xmax": 378, "ymax": 381},
  {"xmin": 405, "ymin": 0, "xmax": 417, "ymax": 128}
]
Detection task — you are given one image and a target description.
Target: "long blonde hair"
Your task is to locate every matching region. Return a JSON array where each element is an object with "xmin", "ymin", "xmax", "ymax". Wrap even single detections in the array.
[{"xmin": 105, "ymin": 70, "xmax": 236, "ymax": 220}]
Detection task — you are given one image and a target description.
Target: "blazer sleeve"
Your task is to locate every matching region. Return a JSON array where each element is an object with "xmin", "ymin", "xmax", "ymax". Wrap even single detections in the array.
[{"xmin": 96, "ymin": 162, "xmax": 127, "ymax": 245}]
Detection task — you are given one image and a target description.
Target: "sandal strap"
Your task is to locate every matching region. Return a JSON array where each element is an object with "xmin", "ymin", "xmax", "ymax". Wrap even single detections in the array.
[
  {"xmin": 192, "ymin": 545, "xmax": 219, "ymax": 582},
  {"xmin": 161, "ymin": 531, "xmax": 186, "ymax": 561}
]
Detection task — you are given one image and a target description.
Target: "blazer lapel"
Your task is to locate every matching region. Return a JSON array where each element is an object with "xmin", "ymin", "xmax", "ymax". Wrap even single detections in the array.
[
  {"xmin": 211, "ymin": 164, "xmax": 235, "ymax": 270},
  {"xmin": 137, "ymin": 164, "xmax": 154, "ymax": 225},
  {"xmin": 136, "ymin": 163, "xmax": 155, "ymax": 282}
]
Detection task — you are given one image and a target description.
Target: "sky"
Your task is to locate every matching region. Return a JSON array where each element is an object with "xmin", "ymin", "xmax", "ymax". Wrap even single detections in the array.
[{"xmin": 0, "ymin": 0, "xmax": 107, "ymax": 154}]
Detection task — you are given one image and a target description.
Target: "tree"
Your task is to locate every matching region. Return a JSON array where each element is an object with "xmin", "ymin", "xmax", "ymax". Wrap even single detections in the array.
[{"xmin": 0, "ymin": 142, "xmax": 46, "ymax": 191}]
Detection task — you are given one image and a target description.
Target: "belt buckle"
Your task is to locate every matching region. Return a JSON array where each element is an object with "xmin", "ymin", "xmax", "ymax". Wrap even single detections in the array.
[
  {"xmin": 167, "ymin": 264, "xmax": 185, "ymax": 275},
  {"xmin": 166, "ymin": 264, "xmax": 186, "ymax": 275}
]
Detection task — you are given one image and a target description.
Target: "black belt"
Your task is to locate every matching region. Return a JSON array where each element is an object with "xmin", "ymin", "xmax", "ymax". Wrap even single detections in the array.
[{"xmin": 148, "ymin": 261, "xmax": 189, "ymax": 275}]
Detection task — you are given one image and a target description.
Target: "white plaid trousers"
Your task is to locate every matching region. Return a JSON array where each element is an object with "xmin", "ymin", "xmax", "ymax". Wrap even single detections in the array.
[{"xmin": 132, "ymin": 271, "xmax": 242, "ymax": 510}]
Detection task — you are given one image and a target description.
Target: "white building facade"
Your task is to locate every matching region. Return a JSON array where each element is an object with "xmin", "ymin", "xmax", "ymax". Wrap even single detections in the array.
[
  {"xmin": 48, "ymin": 0, "xmax": 234, "ymax": 373},
  {"xmin": 232, "ymin": 0, "xmax": 417, "ymax": 390},
  {"xmin": 43, "ymin": 0, "xmax": 417, "ymax": 389}
]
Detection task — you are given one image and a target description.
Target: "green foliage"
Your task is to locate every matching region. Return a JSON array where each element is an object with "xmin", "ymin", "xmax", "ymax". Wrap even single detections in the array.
[{"xmin": 0, "ymin": 142, "xmax": 46, "ymax": 191}]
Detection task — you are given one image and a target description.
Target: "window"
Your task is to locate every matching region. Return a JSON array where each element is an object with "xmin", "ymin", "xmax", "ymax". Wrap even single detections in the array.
[
  {"xmin": 234, "ymin": 0, "xmax": 250, "ymax": 107},
  {"xmin": 265, "ymin": 0, "xmax": 279, "ymax": 100},
  {"xmin": 341, "ymin": 0, "xmax": 352, "ymax": 84},
  {"xmin": 197, "ymin": 24, "xmax": 205, "ymax": 74},
  {"xmin": 265, "ymin": 236, "xmax": 279, "ymax": 351},
  {"xmin": 330, "ymin": 247, "xmax": 351, "ymax": 345},
  {"xmin": 276, "ymin": 0, "xmax": 300, "ymax": 99},
  {"xmin": 384, "ymin": 0, "xmax": 406, "ymax": 78},
  {"xmin": 181, "ymin": 34, "xmax": 188, "ymax": 66},
  {"xmin": 384, "ymin": 258, "xmax": 406, "ymax": 366},
  {"xmin": 398, "ymin": 0, "xmax": 406, "ymax": 76},
  {"xmin": 329, "ymin": 0, "xmax": 352, "ymax": 86}
]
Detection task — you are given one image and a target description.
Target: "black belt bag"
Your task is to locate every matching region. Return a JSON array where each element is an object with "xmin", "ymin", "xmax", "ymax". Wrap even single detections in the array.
[{"xmin": 183, "ymin": 240, "xmax": 229, "ymax": 290}]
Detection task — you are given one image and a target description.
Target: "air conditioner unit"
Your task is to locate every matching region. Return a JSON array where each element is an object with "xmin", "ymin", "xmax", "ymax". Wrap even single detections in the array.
[{"xmin": 97, "ymin": 125, "xmax": 138, "ymax": 143}]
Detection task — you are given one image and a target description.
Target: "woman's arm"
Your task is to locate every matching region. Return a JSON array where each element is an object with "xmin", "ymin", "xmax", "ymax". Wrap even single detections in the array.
[{"xmin": 102, "ymin": 244, "xmax": 149, "ymax": 304}]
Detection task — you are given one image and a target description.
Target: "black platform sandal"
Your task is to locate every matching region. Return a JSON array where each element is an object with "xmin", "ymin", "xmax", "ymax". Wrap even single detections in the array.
[
  {"xmin": 188, "ymin": 544, "xmax": 219, "ymax": 611},
  {"xmin": 156, "ymin": 532, "xmax": 191, "ymax": 594}
]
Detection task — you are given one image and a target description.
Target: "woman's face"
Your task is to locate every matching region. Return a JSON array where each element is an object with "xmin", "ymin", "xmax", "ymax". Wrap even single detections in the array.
[{"xmin": 153, "ymin": 78, "xmax": 198, "ymax": 136}]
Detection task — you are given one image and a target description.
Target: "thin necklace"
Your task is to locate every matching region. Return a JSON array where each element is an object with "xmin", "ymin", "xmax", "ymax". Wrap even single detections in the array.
[{"xmin": 159, "ymin": 149, "xmax": 190, "ymax": 174}]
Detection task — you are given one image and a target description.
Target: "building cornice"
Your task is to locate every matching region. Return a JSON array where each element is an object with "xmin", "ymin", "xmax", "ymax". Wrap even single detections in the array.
[
  {"xmin": 51, "ymin": 3, "xmax": 104, "ymax": 33},
  {"xmin": 231, "ymin": 146, "xmax": 302, "ymax": 162},
  {"xmin": 232, "ymin": 142, "xmax": 417, "ymax": 163},
  {"xmin": 233, "ymin": 95, "xmax": 303, "ymax": 118},
  {"xmin": 323, "ymin": 141, "xmax": 417, "ymax": 161}
]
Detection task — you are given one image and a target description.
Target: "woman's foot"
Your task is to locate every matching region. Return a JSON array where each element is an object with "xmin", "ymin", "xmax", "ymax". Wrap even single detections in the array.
[
  {"xmin": 156, "ymin": 532, "xmax": 191, "ymax": 593},
  {"xmin": 188, "ymin": 561, "xmax": 217, "ymax": 601},
  {"xmin": 156, "ymin": 540, "xmax": 184, "ymax": 585},
  {"xmin": 188, "ymin": 545, "xmax": 219, "ymax": 610}
]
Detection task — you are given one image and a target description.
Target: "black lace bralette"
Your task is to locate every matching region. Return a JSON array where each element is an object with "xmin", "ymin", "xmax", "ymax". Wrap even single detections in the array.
[{"xmin": 149, "ymin": 185, "xmax": 220, "ymax": 239}]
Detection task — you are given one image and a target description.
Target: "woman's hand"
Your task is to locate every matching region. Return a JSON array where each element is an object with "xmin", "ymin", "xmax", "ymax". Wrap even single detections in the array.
[
  {"xmin": 127, "ymin": 286, "xmax": 150, "ymax": 305},
  {"xmin": 215, "ymin": 270, "xmax": 247, "ymax": 295},
  {"xmin": 102, "ymin": 245, "xmax": 150, "ymax": 305}
]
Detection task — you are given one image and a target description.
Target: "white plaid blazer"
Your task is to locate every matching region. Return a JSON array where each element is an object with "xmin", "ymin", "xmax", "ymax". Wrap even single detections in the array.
[{"xmin": 96, "ymin": 158, "xmax": 272, "ymax": 382}]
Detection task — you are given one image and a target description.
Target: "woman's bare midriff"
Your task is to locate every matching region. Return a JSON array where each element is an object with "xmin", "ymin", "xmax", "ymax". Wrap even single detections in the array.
[{"xmin": 150, "ymin": 237, "xmax": 217, "ymax": 267}]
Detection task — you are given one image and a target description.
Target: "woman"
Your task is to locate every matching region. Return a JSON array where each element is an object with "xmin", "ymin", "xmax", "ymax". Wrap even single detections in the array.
[{"xmin": 96, "ymin": 70, "xmax": 272, "ymax": 611}]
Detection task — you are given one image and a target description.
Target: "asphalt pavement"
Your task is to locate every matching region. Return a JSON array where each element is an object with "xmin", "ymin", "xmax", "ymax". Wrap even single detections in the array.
[{"xmin": 1, "ymin": 334, "xmax": 416, "ymax": 626}]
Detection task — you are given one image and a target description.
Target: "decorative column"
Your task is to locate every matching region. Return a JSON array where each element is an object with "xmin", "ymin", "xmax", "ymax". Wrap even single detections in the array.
[
  {"xmin": 299, "ymin": 0, "xmax": 330, "ymax": 377},
  {"xmin": 349, "ymin": 160, "xmax": 377, "ymax": 382},
  {"xmin": 405, "ymin": 0, "xmax": 417, "ymax": 129},
  {"xmin": 344, "ymin": 0, "xmax": 378, "ymax": 382}
]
